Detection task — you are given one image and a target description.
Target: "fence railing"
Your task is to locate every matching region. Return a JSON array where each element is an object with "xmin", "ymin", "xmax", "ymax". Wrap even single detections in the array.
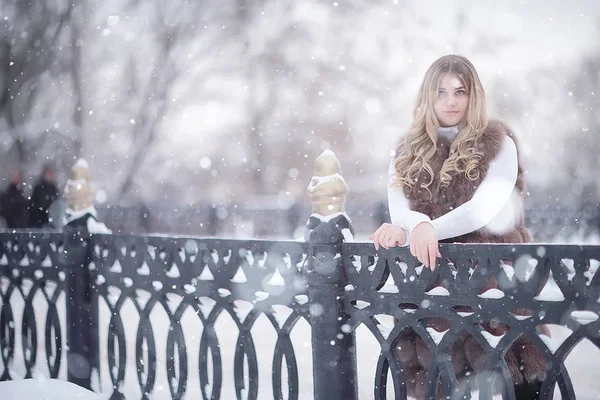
[
  {"xmin": 87, "ymin": 201, "xmax": 599, "ymax": 242},
  {"xmin": 1, "ymin": 226, "xmax": 600, "ymax": 399}
]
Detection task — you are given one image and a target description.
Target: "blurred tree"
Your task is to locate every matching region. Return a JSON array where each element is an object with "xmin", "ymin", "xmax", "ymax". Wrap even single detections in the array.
[
  {"xmin": 0, "ymin": 1, "xmax": 82, "ymax": 184},
  {"xmin": 114, "ymin": 0, "xmax": 202, "ymax": 200},
  {"xmin": 567, "ymin": 54, "xmax": 600, "ymax": 203}
]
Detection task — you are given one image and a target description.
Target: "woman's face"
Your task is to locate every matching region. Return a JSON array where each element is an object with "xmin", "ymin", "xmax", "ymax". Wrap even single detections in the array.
[{"xmin": 434, "ymin": 72, "xmax": 469, "ymax": 127}]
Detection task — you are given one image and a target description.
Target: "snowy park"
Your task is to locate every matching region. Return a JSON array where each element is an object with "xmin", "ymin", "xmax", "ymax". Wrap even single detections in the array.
[{"xmin": 2, "ymin": 0, "xmax": 600, "ymax": 399}]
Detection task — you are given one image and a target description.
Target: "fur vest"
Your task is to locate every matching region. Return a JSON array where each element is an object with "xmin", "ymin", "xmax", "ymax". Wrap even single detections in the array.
[
  {"xmin": 394, "ymin": 120, "xmax": 547, "ymax": 398},
  {"xmin": 400, "ymin": 119, "xmax": 532, "ymax": 243}
]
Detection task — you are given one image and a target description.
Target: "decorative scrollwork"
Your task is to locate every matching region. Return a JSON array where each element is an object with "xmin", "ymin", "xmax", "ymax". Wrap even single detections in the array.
[
  {"xmin": 342, "ymin": 243, "xmax": 600, "ymax": 399},
  {"xmin": 0, "ymin": 232, "xmax": 67, "ymax": 382},
  {"xmin": 92, "ymin": 235, "xmax": 311, "ymax": 399}
]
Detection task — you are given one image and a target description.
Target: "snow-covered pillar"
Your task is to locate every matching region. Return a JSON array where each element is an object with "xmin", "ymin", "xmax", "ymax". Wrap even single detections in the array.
[
  {"xmin": 62, "ymin": 159, "xmax": 104, "ymax": 391},
  {"xmin": 305, "ymin": 150, "xmax": 358, "ymax": 400}
]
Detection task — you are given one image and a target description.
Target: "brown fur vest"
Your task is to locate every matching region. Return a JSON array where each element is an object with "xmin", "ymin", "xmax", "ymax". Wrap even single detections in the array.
[
  {"xmin": 400, "ymin": 119, "xmax": 532, "ymax": 243},
  {"xmin": 394, "ymin": 120, "xmax": 547, "ymax": 398}
]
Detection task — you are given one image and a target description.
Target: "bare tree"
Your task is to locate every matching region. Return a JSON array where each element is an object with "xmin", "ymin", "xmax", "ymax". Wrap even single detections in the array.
[
  {"xmin": 112, "ymin": 0, "xmax": 237, "ymax": 201},
  {"xmin": 0, "ymin": 1, "xmax": 79, "ymax": 175},
  {"xmin": 113, "ymin": 1, "xmax": 182, "ymax": 200}
]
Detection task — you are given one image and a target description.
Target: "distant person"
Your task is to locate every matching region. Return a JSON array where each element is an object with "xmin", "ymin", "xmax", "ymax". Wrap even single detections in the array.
[
  {"xmin": 0, "ymin": 170, "xmax": 29, "ymax": 228},
  {"xmin": 30, "ymin": 165, "xmax": 60, "ymax": 228},
  {"xmin": 286, "ymin": 201, "xmax": 302, "ymax": 237}
]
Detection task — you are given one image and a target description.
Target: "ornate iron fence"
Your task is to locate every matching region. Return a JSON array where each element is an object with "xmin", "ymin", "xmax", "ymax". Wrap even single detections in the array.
[
  {"xmin": 91, "ymin": 234, "xmax": 312, "ymax": 400},
  {"xmin": 1, "ymin": 225, "xmax": 600, "ymax": 399},
  {"xmin": 342, "ymin": 242, "xmax": 600, "ymax": 399}
]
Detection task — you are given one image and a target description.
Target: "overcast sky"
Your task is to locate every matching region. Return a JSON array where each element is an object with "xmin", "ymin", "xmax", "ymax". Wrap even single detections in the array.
[{"xmin": 406, "ymin": 0, "xmax": 599, "ymax": 71}]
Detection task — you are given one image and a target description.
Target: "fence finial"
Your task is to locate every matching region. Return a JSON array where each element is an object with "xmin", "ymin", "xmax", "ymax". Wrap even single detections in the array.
[
  {"xmin": 64, "ymin": 159, "xmax": 111, "ymax": 233},
  {"xmin": 305, "ymin": 150, "xmax": 354, "ymax": 243},
  {"xmin": 66, "ymin": 159, "xmax": 96, "ymax": 212},
  {"xmin": 307, "ymin": 149, "xmax": 348, "ymax": 216}
]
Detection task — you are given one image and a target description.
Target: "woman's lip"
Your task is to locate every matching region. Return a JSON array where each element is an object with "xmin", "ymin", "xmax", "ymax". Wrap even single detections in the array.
[{"xmin": 444, "ymin": 111, "xmax": 459, "ymax": 114}]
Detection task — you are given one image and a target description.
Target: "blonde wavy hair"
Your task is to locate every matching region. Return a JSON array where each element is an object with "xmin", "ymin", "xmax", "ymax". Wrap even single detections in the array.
[{"xmin": 392, "ymin": 55, "xmax": 488, "ymax": 192}]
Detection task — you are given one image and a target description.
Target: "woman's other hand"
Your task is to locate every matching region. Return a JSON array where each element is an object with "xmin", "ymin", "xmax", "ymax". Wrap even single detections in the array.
[
  {"xmin": 369, "ymin": 223, "xmax": 407, "ymax": 251},
  {"xmin": 409, "ymin": 222, "xmax": 442, "ymax": 269}
]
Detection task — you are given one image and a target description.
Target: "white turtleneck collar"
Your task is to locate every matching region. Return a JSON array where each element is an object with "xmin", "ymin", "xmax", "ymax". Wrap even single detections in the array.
[{"xmin": 437, "ymin": 125, "xmax": 460, "ymax": 140}]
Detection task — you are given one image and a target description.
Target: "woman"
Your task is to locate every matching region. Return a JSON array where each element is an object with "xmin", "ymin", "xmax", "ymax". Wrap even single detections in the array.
[{"xmin": 370, "ymin": 55, "xmax": 546, "ymax": 399}]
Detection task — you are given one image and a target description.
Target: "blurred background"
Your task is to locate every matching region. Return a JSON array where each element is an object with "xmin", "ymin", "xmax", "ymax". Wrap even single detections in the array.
[{"xmin": 0, "ymin": 0, "xmax": 598, "ymax": 241}]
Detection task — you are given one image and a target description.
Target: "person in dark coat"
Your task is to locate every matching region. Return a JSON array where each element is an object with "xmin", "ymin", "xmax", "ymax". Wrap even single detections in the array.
[
  {"xmin": 30, "ymin": 165, "xmax": 60, "ymax": 228},
  {"xmin": 0, "ymin": 170, "xmax": 29, "ymax": 228}
]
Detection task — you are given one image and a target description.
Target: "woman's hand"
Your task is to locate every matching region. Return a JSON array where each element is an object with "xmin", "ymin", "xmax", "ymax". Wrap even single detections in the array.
[
  {"xmin": 409, "ymin": 222, "xmax": 442, "ymax": 269},
  {"xmin": 369, "ymin": 223, "xmax": 407, "ymax": 251}
]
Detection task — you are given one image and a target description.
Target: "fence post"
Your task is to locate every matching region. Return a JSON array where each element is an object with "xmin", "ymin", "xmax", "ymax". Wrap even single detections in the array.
[
  {"xmin": 305, "ymin": 150, "xmax": 358, "ymax": 400},
  {"xmin": 63, "ymin": 159, "xmax": 101, "ymax": 390},
  {"xmin": 64, "ymin": 226, "xmax": 95, "ymax": 389}
]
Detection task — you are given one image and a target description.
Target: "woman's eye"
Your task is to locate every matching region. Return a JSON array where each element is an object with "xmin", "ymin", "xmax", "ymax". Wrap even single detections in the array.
[
  {"xmin": 438, "ymin": 90, "xmax": 446, "ymax": 96},
  {"xmin": 456, "ymin": 90, "xmax": 466, "ymax": 95}
]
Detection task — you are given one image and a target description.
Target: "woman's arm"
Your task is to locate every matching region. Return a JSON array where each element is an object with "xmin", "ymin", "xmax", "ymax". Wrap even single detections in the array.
[{"xmin": 430, "ymin": 135, "xmax": 519, "ymax": 240}]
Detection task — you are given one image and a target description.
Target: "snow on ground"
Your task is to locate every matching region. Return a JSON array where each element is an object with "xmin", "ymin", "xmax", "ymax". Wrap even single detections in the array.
[{"xmin": 0, "ymin": 378, "xmax": 102, "ymax": 400}]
